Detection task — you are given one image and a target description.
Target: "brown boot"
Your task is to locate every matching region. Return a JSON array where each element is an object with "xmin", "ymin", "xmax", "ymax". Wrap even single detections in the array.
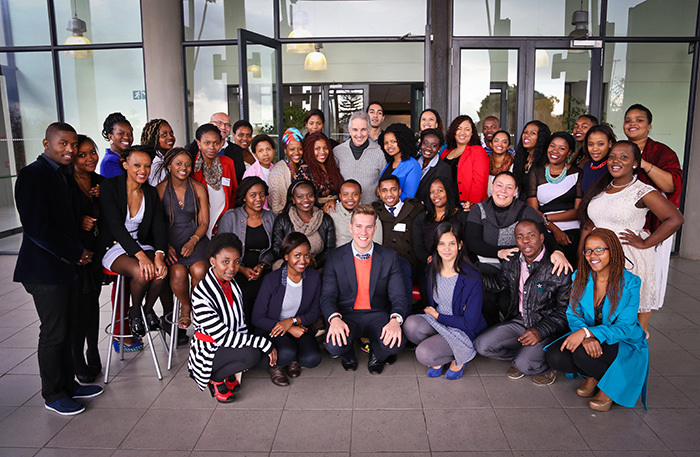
[
  {"xmin": 287, "ymin": 361, "xmax": 301, "ymax": 378},
  {"xmin": 269, "ymin": 366, "xmax": 289, "ymax": 387}
]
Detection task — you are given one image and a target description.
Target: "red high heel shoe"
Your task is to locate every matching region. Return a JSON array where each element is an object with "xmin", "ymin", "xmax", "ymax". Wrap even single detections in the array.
[
  {"xmin": 224, "ymin": 376, "xmax": 241, "ymax": 392},
  {"xmin": 208, "ymin": 380, "xmax": 235, "ymax": 403}
]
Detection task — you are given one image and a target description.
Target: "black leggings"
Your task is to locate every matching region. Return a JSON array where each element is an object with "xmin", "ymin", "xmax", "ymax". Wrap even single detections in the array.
[
  {"xmin": 546, "ymin": 341, "xmax": 619, "ymax": 381},
  {"xmin": 210, "ymin": 346, "xmax": 262, "ymax": 382},
  {"xmin": 271, "ymin": 332, "xmax": 322, "ymax": 368}
]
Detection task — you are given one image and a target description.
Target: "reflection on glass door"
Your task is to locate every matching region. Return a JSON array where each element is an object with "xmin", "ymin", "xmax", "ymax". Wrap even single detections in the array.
[
  {"xmin": 459, "ymin": 49, "xmax": 518, "ymax": 139},
  {"xmin": 533, "ymin": 49, "xmax": 591, "ymax": 132},
  {"xmin": 329, "ymin": 85, "xmax": 368, "ymax": 144}
]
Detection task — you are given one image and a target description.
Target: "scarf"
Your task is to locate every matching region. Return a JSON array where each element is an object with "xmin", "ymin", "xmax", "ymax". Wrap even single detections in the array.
[
  {"xmin": 195, "ymin": 153, "xmax": 223, "ymax": 191},
  {"xmin": 350, "ymin": 139, "xmax": 370, "ymax": 160},
  {"xmin": 489, "ymin": 153, "xmax": 514, "ymax": 176},
  {"xmin": 289, "ymin": 206, "xmax": 324, "ymax": 256}
]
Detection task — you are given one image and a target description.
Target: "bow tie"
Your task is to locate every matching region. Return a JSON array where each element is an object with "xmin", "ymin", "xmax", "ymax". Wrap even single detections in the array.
[{"xmin": 355, "ymin": 252, "xmax": 371, "ymax": 260}]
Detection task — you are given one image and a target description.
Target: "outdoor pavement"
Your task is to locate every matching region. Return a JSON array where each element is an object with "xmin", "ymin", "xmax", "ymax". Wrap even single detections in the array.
[{"xmin": 0, "ymin": 252, "xmax": 699, "ymax": 456}]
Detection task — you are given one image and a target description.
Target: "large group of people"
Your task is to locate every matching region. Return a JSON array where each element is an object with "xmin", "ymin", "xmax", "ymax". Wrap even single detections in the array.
[{"xmin": 14, "ymin": 101, "xmax": 683, "ymax": 416}]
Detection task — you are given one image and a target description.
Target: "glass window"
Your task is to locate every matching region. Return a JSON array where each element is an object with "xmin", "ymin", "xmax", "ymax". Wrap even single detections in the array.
[
  {"xmin": 183, "ymin": 0, "xmax": 274, "ymax": 41},
  {"xmin": 606, "ymin": 0, "xmax": 698, "ymax": 37},
  {"xmin": 459, "ymin": 49, "xmax": 518, "ymax": 136},
  {"xmin": 185, "ymin": 45, "xmax": 240, "ymax": 140},
  {"xmin": 0, "ymin": 0, "xmax": 51, "ymax": 46},
  {"xmin": 454, "ymin": 0, "xmax": 601, "ymax": 37},
  {"xmin": 533, "ymin": 49, "xmax": 591, "ymax": 132},
  {"xmin": 282, "ymin": 42, "xmax": 424, "ymax": 84},
  {"xmin": 53, "ymin": 0, "xmax": 143, "ymax": 44},
  {"xmin": 279, "ymin": 0, "xmax": 426, "ymax": 38},
  {"xmin": 603, "ymin": 42, "xmax": 693, "ymax": 165},
  {"xmin": 59, "ymin": 48, "xmax": 147, "ymax": 169},
  {"xmin": 0, "ymin": 52, "xmax": 58, "ymax": 170}
]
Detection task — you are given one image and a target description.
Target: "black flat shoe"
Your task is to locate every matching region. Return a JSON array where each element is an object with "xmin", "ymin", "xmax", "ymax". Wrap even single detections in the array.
[
  {"xmin": 76, "ymin": 373, "xmax": 96, "ymax": 384},
  {"xmin": 128, "ymin": 313, "xmax": 146, "ymax": 338},
  {"xmin": 145, "ymin": 311, "xmax": 161, "ymax": 331},
  {"xmin": 367, "ymin": 351, "xmax": 385, "ymax": 375},
  {"xmin": 340, "ymin": 354, "xmax": 358, "ymax": 371}
]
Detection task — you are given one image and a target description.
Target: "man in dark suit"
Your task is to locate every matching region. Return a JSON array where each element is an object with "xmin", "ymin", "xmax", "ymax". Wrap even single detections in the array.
[
  {"xmin": 14, "ymin": 122, "xmax": 102, "ymax": 415},
  {"xmin": 321, "ymin": 204, "xmax": 409, "ymax": 374}
]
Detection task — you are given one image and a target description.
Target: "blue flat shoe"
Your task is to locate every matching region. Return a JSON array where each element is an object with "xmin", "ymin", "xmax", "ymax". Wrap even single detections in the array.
[
  {"xmin": 112, "ymin": 338, "xmax": 144, "ymax": 353},
  {"xmin": 427, "ymin": 366, "xmax": 444, "ymax": 378},
  {"xmin": 445, "ymin": 363, "xmax": 466, "ymax": 380}
]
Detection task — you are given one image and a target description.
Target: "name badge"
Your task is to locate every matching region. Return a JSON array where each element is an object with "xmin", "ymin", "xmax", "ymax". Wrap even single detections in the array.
[
  {"xmin": 393, "ymin": 223, "xmax": 407, "ymax": 232},
  {"xmin": 222, "ymin": 177, "xmax": 231, "ymax": 187}
]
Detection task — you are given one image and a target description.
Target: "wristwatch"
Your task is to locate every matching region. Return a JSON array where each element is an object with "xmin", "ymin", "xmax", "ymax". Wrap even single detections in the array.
[
  {"xmin": 391, "ymin": 314, "xmax": 404, "ymax": 325},
  {"xmin": 582, "ymin": 327, "xmax": 592, "ymax": 338},
  {"xmin": 292, "ymin": 317, "xmax": 299, "ymax": 325}
]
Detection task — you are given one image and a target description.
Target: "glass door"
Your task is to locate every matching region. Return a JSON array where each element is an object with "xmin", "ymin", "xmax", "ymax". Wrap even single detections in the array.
[
  {"xmin": 328, "ymin": 84, "xmax": 369, "ymax": 144},
  {"xmin": 238, "ymin": 29, "xmax": 283, "ymax": 144}
]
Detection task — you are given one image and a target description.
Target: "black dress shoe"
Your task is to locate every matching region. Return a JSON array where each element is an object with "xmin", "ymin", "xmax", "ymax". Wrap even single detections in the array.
[
  {"xmin": 76, "ymin": 373, "xmax": 96, "ymax": 384},
  {"xmin": 340, "ymin": 354, "xmax": 358, "ymax": 371},
  {"xmin": 128, "ymin": 312, "xmax": 146, "ymax": 338},
  {"xmin": 145, "ymin": 311, "xmax": 161, "ymax": 331},
  {"xmin": 367, "ymin": 352, "xmax": 385, "ymax": 375},
  {"xmin": 384, "ymin": 354, "xmax": 397, "ymax": 365}
]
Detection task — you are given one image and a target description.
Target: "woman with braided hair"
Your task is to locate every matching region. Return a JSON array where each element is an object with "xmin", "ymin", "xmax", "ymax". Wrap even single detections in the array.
[
  {"xmin": 141, "ymin": 118, "xmax": 176, "ymax": 186},
  {"xmin": 512, "ymin": 120, "xmax": 552, "ymax": 199},
  {"xmin": 191, "ymin": 124, "xmax": 238, "ymax": 238},
  {"xmin": 546, "ymin": 228, "xmax": 649, "ymax": 411},
  {"xmin": 156, "ymin": 147, "xmax": 210, "ymax": 329},
  {"xmin": 100, "ymin": 112, "xmax": 134, "ymax": 178}
]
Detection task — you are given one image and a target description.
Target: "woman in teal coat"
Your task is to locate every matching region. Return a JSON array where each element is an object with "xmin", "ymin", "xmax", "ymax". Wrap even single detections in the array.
[{"xmin": 546, "ymin": 227, "xmax": 648, "ymax": 411}]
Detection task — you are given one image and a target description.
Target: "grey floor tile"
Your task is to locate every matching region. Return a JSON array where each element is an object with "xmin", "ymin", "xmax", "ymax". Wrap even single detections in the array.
[
  {"xmin": 666, "ymin": 376, "xmax": 700, "ymax": 406},
  {"xmin": 351, "ymin": 410, "xmax": 429, "ymax": 453},
  {"xmin": 120, "ymin": 408, "xmax": 212, "ymax": 451},
  {"xmin": 643, "ymin": 376, "xmax": 696, "ymax": 409},
  {"xmin": 0, "ymin": 308, "xmax": 39, "ymax": 328},
  {"xmin": 0, "ymin": 324, "xmax": 38, "ymax": 348},
  {"xmin": 514, "ymin": 453, "xmax": 594, "ymax": 457},
  {"xmin": 682, "ymin": 312, "xmax": 700, "ymax": 326},
  {"xmin": 0, "ymin": 448, "xmax": 40, "ymax": 457},
  {"xmin": 638, "ymin": 409, "xmax": 700, "ymax": 450},
  {"xmin": 0, "ymin": 287, "xmax": 34, "ymax": 309},
  {"xmin": 302, "ymin": 354, "xmax": 358, "ymax": 378},
  {"xmin": 482, "ymin": 375, "xmax": 559, "ymax": 408},
  {"xmin": 0, "ymin": 374, "xmax": 41, "ymax": 407},
  {"xmin": 7, "ymin": 354, "xmax": 39, "ymax": 375},
  {"xmin": 673, "ymin": 452, "xmax": 700, "ymax": 457},
  {"xmin": 566, "ymin": 408, "xmax": 668, "ymax": 451},
  {"xmin": 645, "ymin": 329, "xmax": 685, "ymax": 351},
  {"xmin": 47, "ymin": 407, "xmax": 145, "ymax": 449},
  {"xmin": 418, "ymin": 375, "xmax": 491, "ymax": 408},
  {"xmin": 215, "ymin": 376, "xmax": 290, "ymax": 410},
  {"xmin": 352, "ymin": 453, "xmax": 430, "ymax": 457},
  {"xmin": 0, "ymin": 348, "xmax": 35, "ymax": 375},
  {"xmin": 472, "ymin": 355, "xmax": 512, "ymax": 376},
  {"xmin": 496, "ymin": 408, "xmax": 588, "ymax": 450},
  {"xmin": 434, "ymin": 452, "xmax": 514, "ymax": 457},
  {"xmin": 113, "ymin": 451, "xmax": 189, "ymax": 457},
  {"xmin": 0, "ymin": 406, "xmax": 16, "ymax": 422},
  {"xmin": 0, "ymin": 406, "xmax": 71, "ymax": 447},
  {"xmin": 88, "ymin": 375, "xmax": 167, "ymax": 409},
  {"xmin": 424, "ymin": 408, "xmax": 510, "ymax": 452},
  {"xmin": 0, "ymin": 327, "xmax": 20, "ymax": 343},
  {"xmin": 273, "ymin": 453, "xmax": 348, "ymax": 457},
  {"xmin": 663, "ymin": 329, "xmax": 700, "ymax": 352},
  {"xmin": 195, "ymin": 409, "xmax": 281, "ymax": 452},
  {"xmin": 353, "ymin": 376, "xmax": 421, "ymax": 409},
  {"xmin": 285, "ymin": 376, "xmax": 354, "ymax": 410},
  {"xmin": 649, "ymin": 350, "xmax": 700, "ymax": 376},
  {"xmin": 592, "ymin": 452, "xmax": 674, "ymax": 457},
  {"xmin": 193, "ymin": 452, "xmax": 269, "ymax": 457},
  {"xmin": 548, "ymin": 375, "xmax": 590, "ymax": 408},
  {"xmin": 354, "ymin": 351, "xmax": 418, "ymax": 377},
  {"xmin": 35, "ymin": 448, "xmax": 115, "ymax": 456},
  {"xmin": 112, "ymin": 346, "xmax": 175, "ymax": 379},
  {"xmin": 273, "ymin": 410, "xmax": 351, "ymax": 453},
  {"xmin": 152, "ymin": 375, "xmax": 217, "ymax": 410}
]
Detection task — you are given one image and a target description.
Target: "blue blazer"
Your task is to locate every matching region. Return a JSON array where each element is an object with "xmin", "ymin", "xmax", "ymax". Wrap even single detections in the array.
[
  {"xmin": 321, "ymin": 243, "xmax": 409, "ymax": 320},
  {"xmin": 251, "ymin": 267, "xmax": 322, "ymax": 333},
  {"xmin": 14, "ymin": 155, "xmax": 83, "ymax": 284},
  {"xmin": 383, "ymin": 157, "xmax": 422, "ymax": 200},
  {"xmin": 425, "ymin": 263, "xmax": 488, "ymax": 342},
  {"xmin": 564, "ymin": 270, "xmax": 648, "ymax": 408}
]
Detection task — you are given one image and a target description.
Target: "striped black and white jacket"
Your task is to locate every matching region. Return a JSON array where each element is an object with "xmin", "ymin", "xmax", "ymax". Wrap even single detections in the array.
[{"xmin": 188, "ymin": 268, "xmax": 273, "ymax": 390}]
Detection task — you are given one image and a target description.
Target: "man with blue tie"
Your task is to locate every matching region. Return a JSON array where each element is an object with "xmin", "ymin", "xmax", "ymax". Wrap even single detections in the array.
[{"xmin": 321, "ymin": 204, "xmax": 410, "ymax": 374}]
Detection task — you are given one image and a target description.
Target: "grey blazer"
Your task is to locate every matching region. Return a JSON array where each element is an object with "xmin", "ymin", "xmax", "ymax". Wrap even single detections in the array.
[{"xmin": 217, "ymin": 206, "xmax": 276, "ymax": 266}]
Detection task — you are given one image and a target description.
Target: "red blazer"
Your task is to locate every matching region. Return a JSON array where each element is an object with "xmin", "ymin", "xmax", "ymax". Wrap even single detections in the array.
[
  {"xmin": 441, "ymin": 144, "xmax": 489, "ymax": 204},
  {"xmin": 637, "ymin": 138, "xmax": 683, "ymax": 232},
  {"xmin": 192, "ymin": 154, "xmax": 238, "ymax": 230}
]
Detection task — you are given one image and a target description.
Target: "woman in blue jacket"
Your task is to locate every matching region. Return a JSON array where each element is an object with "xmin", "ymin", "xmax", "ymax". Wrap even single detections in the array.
[
  {"xmin": 546, "ymin": 228, "xmax": 648, "ymax": 411},
  {"xmin": 379, "ymin": 123, "xmax": 421, "ymax": 199},
  {"xmin": 404, "ymin": 221, "xmax": 487, "ymax": 380},
  {"xmin": 251, "ymin": 232, "xmax": 322, "ymax": 387}
]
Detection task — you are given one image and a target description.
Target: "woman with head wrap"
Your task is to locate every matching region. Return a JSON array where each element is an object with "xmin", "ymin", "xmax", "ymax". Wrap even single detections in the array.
[{"xmin": 269, "ymin": 128, "xmax": 304, "ymax": 215}]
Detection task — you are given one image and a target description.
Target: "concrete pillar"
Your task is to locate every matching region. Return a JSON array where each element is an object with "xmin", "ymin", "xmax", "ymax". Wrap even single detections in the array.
[
  {"xmin": 679, "ymin": 70, "xmax": 700, "ymax": 259},
  {"xmin": 141, "ymin": 0, "xmax": 186, "ymax": 143},
  {"xmin": 428, "ymin": 0, "xmax": 451, "ymax": 123}
]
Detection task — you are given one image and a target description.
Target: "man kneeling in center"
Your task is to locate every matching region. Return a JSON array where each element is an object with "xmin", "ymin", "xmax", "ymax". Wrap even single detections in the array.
[
  {"xmin": 474, "ymin": 219, "xmax": 572, "ymax": 385},
  {"xmin": 322, "ymin": 204, "xmax": 409, "ymax": 374}
]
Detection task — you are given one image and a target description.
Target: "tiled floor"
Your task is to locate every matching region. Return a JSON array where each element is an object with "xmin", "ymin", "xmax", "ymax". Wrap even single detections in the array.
[{"xmin": 0, "ymin": 253, "xmax": 699, "ymax": 456}]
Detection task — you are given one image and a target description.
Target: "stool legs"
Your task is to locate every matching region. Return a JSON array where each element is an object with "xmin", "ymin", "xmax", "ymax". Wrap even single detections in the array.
[
  {"xmin": 166, "ymin": 298, "xmax": 181, "ymax": 370},
  {"xmin": 140, "ymin": 305, "xmax": 163, "ymax": 380}
]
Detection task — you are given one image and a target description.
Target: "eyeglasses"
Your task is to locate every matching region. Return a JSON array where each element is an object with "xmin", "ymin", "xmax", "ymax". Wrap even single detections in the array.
[
  {"xmin": 583, "ymin": 247, "xmax": 609, "ymax": 257},
  {"xmin": 212, "ymin": 120, "xmax": 232, "ymax": 129}
]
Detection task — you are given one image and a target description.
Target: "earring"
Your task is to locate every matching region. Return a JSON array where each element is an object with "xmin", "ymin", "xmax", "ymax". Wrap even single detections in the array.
[
  {"xmin": 633, "ymin": 166, "xmax": 637, "ymax": 169},
  {"xmin": 109, "ymin": 139, "xmax": 114, "ymax": 145}
]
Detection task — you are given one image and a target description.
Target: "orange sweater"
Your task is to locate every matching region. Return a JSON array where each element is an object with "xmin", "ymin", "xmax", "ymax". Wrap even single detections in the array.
[{"xmin": 353, "ymin": 256, "xmax": 371, "ymax": 310}]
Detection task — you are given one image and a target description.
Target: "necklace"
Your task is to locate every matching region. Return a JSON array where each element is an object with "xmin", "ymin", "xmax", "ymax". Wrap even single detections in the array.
[
  {"xmin": 608, "ymin": 176, "xmax": 637, "ymax": 189},
  {"xmin": 545, "ymin": 165, "xmax": 567, "ymax": 184},
  {"xmin": 589, "ymin": 160, "xmax": 607, "ymax": 170},
  {"xmin": 75, "ymin": 173, "xmax": 92, "ymax": 197}
]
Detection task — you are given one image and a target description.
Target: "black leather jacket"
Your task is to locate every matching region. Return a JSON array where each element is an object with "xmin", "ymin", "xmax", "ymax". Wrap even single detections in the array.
[
  {"xmin": 500, "ymin": 251, "xmax": 571, "ymax": 339},
  {"xmin": 271, "ymin": 210, "xmax": 336, "ymax": 269}
]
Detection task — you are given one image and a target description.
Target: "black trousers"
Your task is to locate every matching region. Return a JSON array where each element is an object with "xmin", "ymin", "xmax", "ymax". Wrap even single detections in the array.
[
  {"xmin": 271, "ymin": 332, "xmax": 322, "ymax": 368},
  {"xmin": 210, "ymin": 346, "xmax": 262, "ymax": 382},
  {"xmin": 546, "ymin": 341, "xmax": 619, "ymax": 381},
  {"xmin": 324, "ymin": 311, "xmax": 406, "ymax": 362},
  {"xmin": 24, "ymin": 283, "xmax": 79, "ymax": 402},
  {"xmin": 69, "ymin": 283, "xmax": 101, "ymax": 376},
  {"xmin": 481, "ymin": 289, "xmax": 511, "ymax": 327}
]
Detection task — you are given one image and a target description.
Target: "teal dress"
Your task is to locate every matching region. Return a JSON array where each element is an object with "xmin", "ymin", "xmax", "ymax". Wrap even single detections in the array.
[{"xmin": 560, "ymin": 270, "xmax": 649, "ymax": 408}]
